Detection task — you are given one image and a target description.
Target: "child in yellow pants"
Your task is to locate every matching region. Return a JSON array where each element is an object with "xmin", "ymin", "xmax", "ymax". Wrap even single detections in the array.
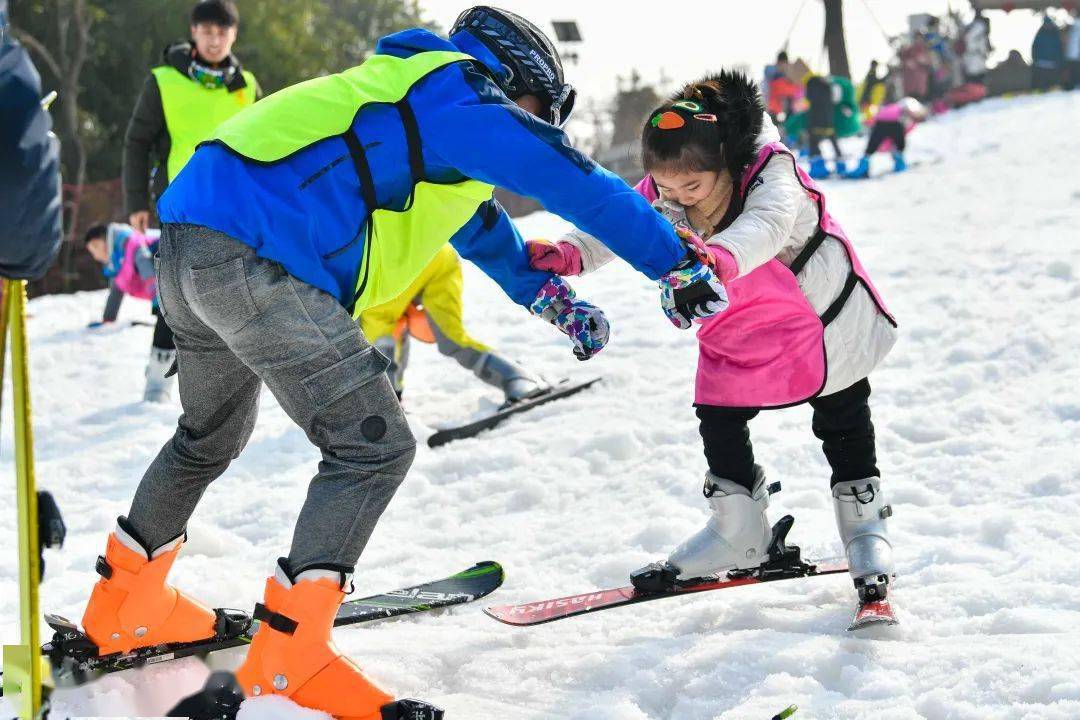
[{"xmin": 361, "ymin": 245, "xmax": 542, "ymax": 403}]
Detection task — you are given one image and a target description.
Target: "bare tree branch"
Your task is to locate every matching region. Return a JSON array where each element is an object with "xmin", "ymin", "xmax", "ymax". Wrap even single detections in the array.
[{"xmin": 10, "ymin": 28, "xmax": 64, "ymax": 79}]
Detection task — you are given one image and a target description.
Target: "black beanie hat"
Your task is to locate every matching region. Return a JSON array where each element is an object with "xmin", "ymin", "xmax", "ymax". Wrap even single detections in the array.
[{"xmin": 191, "ymin": 0, "xmax": 238, "ymax": 27}]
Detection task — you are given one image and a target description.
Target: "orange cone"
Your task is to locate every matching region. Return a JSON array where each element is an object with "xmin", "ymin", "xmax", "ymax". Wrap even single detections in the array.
[
  {"xmin": 235, "ymin": 572, "xmax": 394, "ymax": 720},
  {"xmin": 81, "ymin": 531, "xmax": 216, "ymax": 655}
]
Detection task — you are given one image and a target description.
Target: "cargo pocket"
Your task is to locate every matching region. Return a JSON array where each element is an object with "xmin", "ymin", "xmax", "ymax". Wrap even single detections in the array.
[
  {"xmin": 301, "ymin": 345, "xmax": 390, "ymax": 410},
  {"xmin": 189, "ymin": 257, "xmax": 259, "ymax": 335}
]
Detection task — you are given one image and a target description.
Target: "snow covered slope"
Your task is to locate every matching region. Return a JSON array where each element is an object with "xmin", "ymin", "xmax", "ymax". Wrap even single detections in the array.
[{"xmin": 4, "ymin": 91, "xmax": 1080, "ymax": 719}]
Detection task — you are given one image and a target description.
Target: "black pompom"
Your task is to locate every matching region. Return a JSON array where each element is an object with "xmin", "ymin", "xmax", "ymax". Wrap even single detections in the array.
[{"xmin": 672, "ymin": 70, "xmax": 765, "ymax": 178}]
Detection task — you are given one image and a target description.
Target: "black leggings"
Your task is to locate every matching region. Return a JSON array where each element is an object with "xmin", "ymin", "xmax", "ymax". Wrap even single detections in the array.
[
  {"xmin": 696, "ymin": 378, "xmax": 879, "ymax": 491},
  {"xmin": 151, "ymin": 306, "xmax": 175, "ymax": 350},
  {"xmin": 865, "ymin": 120, "xmax": 905, "ymax": 155}
]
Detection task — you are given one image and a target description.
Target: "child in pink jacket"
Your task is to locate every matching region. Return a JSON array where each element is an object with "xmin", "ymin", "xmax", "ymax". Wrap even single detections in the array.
[
  {"xmin": 528, "ymin": 71, "xmax": 899, "ymax": 606},
  {"xmin": 845, "ymin": 98, "xmax": 929, "ymax": 178}
]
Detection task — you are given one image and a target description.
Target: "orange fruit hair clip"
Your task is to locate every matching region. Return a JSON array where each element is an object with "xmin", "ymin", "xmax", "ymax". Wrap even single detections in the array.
[{"xmin": 651, "ymin": 111, "xmax": 685, "ymax": 130}]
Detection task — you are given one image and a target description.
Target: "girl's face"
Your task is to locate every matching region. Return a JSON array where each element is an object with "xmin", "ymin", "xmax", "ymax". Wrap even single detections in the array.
[
  {"xmin": 86, "ymin": 238, "xmax": 109, "ymax": 264},
  {"xmin": 651, "ymin": 168, "xmax": 721, "ymax": 208}
]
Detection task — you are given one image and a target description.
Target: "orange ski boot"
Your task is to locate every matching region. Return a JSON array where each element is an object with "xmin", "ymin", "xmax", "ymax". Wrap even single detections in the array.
[
  {"xmin": 81, "ymin": 519, "xmax": 217, "ymax": 655},
  {"xmin": 236, "ymin": 561, "xmax": 443, "ymax": 719}
]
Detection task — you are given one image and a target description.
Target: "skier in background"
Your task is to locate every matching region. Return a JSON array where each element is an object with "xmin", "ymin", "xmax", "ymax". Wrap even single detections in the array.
[
  {"xmin": 844, "ymin": 98, "xmax": 929, "ymax": 179},
  {"xmin": 900, "ymin": 34, "xmax": 933, "ymax": 102},
  {"xmin": 831, "ymin": 74, "xmax": 862, "ymax": 142},
  {"xmin": 804, "ymin": 74, "xmax": 843, "ymax": 178},
  {"xmin": 82, "ymin": 223, "xmax": 159, "ymax": 328},
  {"xmin": 529, "ymin": 71, "xmax": 898, "ymax": 610},
  {"xmin": 123, "ymin": 0, "xmax": 260, "ymax": 402},
  {"xmin": 923, "ymin": 17, "xmax": 956, "ymax": 112},
  {"xmin": 1064, "ymin": 10, "xmax": 1080, "ymax": 91},
  {"xmin": 1031, "ymin": 13, "xmax": 1064, "ymax": 91},
  {"xmin": 858, "ymin": 60, "xmax": 886, "ymax": 112},
  {"xmin": 765, "ymin": 51, "xmax": 801, "ymax": 125},
  {"xmin": 77, "ymin": 7, "xmax": 726, "ymax": 718},
  {"xmin": 961, "ymin": 10, "xmax": 991, "ymax": 85},
  {"xmin": 360, "ymin": 244, "xmax": 543, "ymax": 404}
]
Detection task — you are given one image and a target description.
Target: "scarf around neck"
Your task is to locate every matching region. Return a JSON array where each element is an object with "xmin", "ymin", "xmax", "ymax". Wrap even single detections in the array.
[{"xmin": 684, "ymin": 171, "xmax": 735, "ymax": 238}]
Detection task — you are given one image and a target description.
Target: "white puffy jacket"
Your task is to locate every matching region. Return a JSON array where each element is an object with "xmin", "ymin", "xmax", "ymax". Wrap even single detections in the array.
[{"xmin": 560, "ymin": 117, "xmax": 897, "ymax": 398}]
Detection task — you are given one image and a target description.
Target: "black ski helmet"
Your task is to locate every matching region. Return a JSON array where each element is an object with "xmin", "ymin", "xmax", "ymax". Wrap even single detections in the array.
[{"xmin": 451, "ymin": 6, "xmax": 576, "ymax": 127}]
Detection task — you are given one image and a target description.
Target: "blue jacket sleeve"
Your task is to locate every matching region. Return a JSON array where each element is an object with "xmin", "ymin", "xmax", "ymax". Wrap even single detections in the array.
[
  {"xmin": 418, "ymin": 63, "xmax": 685, "ymax": 281},
  {"xmin": 0, "ymin": 40, "xmax": 63, "ymax": 280},
  {"xmin": 450, "ymin": 199, "xmax": 552, "ymax": 307}
]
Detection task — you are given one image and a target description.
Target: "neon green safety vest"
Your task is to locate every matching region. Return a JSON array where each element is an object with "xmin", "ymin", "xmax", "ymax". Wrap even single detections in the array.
[
  {"xmin": 152, "ymin": 65, "xmax": 258, "ymax": 181},
  {"xmin": 207, "ymin": 50, "xmax": 495, "ymax": 316}
]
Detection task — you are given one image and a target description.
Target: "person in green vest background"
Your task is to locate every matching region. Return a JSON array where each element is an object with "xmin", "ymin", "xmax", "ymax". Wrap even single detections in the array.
[{"xmin": 122, "ymin": 0, "xmax": 259, "ymax": 403}]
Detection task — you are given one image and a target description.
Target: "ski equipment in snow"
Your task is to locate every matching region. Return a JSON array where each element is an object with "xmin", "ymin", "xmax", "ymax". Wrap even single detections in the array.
[
  {"xmin": 166, "ymin": 671, "xmax": 245, "ymax": 719},
  {"xmin": 41, "ymin": 561, "xmax": 504, "ymax": 686},
  {"xmin": 163, "ymin": 671, "xmax": 446, "ymax": 720},
  {"xmin": 1, "ymin": 279, "xmax": 50, "ymax": 719},
  {"xmin": 427, "ymin": 377, "xmax": 599, "ymax": 447},
  {"xmin": 848, "ymin": 599, "xmax": 898, "ymax": 631},
  {"xmin": 485, "ymin": 515, "xmax": 848, "ymax": 626}
]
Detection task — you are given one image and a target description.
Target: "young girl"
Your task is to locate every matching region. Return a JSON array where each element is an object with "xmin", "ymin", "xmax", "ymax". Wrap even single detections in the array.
[
  {"xmin": 84, "ymin": 222, "xmax": 159, "ymax": 327},
  {"xmin": 84, "ymin": 223, "xmax": 176, "ymax": 402},
  {"xmin": 844, "ymin": 98, "xmax": 929, "ymax": 179},
  {"xmin": 527, "ymin": 70, "xmax": 899, "ymax": 605}
]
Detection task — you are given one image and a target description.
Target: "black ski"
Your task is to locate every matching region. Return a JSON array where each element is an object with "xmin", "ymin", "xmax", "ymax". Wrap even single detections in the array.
[
  {"xmin": 43, "ymin": 561, "xmax": 504, "ymax": 686},
  {"xmin": 427, "ymin": 378, "xmax": 600, "ymax": 448}
]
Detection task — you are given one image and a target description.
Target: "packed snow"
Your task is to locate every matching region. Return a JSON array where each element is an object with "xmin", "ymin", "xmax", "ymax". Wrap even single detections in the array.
[{"xmin": 3, "ymin": 91, "xmax": 1080, "ymax": 719}]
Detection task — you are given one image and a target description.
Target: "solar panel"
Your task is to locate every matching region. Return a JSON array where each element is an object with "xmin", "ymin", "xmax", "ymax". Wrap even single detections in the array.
[{"xmin": 551, "ymin": 20, "xmax": 583, "ymax": 43}]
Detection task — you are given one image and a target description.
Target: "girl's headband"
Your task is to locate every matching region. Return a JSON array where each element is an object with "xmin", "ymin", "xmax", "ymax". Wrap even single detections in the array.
[{"xmin": 649, "ymin": 100, "xmax": 718, "ymax": 130}]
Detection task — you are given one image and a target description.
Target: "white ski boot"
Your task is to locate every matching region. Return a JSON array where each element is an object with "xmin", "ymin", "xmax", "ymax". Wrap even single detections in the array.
[
  {"xmin": 832, "ymin": 477, "xmax": 894, "ymax": 602},
  {"xmin": 143, "ymin": 347, "xmax": 176, "ymax": 403},
  {"xmin": 631, "ymin": 468, "xmax": 773, "ymax": 591}
]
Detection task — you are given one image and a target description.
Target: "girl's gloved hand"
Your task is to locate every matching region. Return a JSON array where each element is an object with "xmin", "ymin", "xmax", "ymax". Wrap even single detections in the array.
[
  {"xmin": 526, "ymin": 239, "xmax": 583, "ymax": 276},
  {"xmin": 529, "ymin": 276, "xmax": 609, "ymax": 361},
  {"xmin": 657, "ymin": 244, "xmax": 729, "ymax": 329}
]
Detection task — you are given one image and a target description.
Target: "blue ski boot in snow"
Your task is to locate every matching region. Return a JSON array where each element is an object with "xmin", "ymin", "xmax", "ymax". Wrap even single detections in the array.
[
  {"xmin": 892, "ymin": 152, "xmax": 908, "ymax": 174},
  {"xmin": 844, "ymin": 156, "xmax": 871, "ymax": 180},
  {"xmin": 808, "ymin": 156, "xmax": 830, "ymax": 180},
  {"xmin": 834, "ymin": 159, "xmax": 848, "ymax": 176}
]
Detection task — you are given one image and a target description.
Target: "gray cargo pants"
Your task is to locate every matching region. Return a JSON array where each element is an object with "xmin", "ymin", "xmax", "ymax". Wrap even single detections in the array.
[{"xmin": 126, "ymin": 223, "xmax": 416, "ymax": 574}]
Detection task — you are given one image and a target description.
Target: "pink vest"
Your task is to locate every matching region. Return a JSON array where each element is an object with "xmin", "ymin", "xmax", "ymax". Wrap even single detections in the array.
[
  {"xmin": 115, "ymin": 231, "xmax": 157, "ymax": 300},
  {"xmin": 639, "ymin": 143, "xmax": 894, "ymax": 408}
]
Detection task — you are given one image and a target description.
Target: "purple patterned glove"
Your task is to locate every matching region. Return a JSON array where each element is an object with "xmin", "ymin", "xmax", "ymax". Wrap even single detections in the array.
[
  {"xmin": 657, "ymin": 250, "xmax": 729, "ymax": 329},
  {"xmin": 529, "ymin": 277, "xmax": 610, "ymax": 361}
]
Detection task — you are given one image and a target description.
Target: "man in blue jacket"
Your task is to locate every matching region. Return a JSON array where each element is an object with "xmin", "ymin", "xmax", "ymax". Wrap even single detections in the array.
[
  {"xmin": 79, "ymin": 8, "xmax": 727, "ymax": 717},
  {"xmin": 1032, "ymin": 13, "xmax": 1064, "ymax": 90},
  {"xmin": 0, "ymin": 0, "xmax": 63, "ymax": 280}
]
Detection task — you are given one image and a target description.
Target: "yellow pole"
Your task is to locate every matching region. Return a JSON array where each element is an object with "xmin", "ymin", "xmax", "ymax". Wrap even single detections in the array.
[
  {"xmin": 2, "ymin": 279, "xmax": 43, "ymax": 718},
  {"xmin": 0, "ymin": 280, "xmax": 9, "ymax": 418}
]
